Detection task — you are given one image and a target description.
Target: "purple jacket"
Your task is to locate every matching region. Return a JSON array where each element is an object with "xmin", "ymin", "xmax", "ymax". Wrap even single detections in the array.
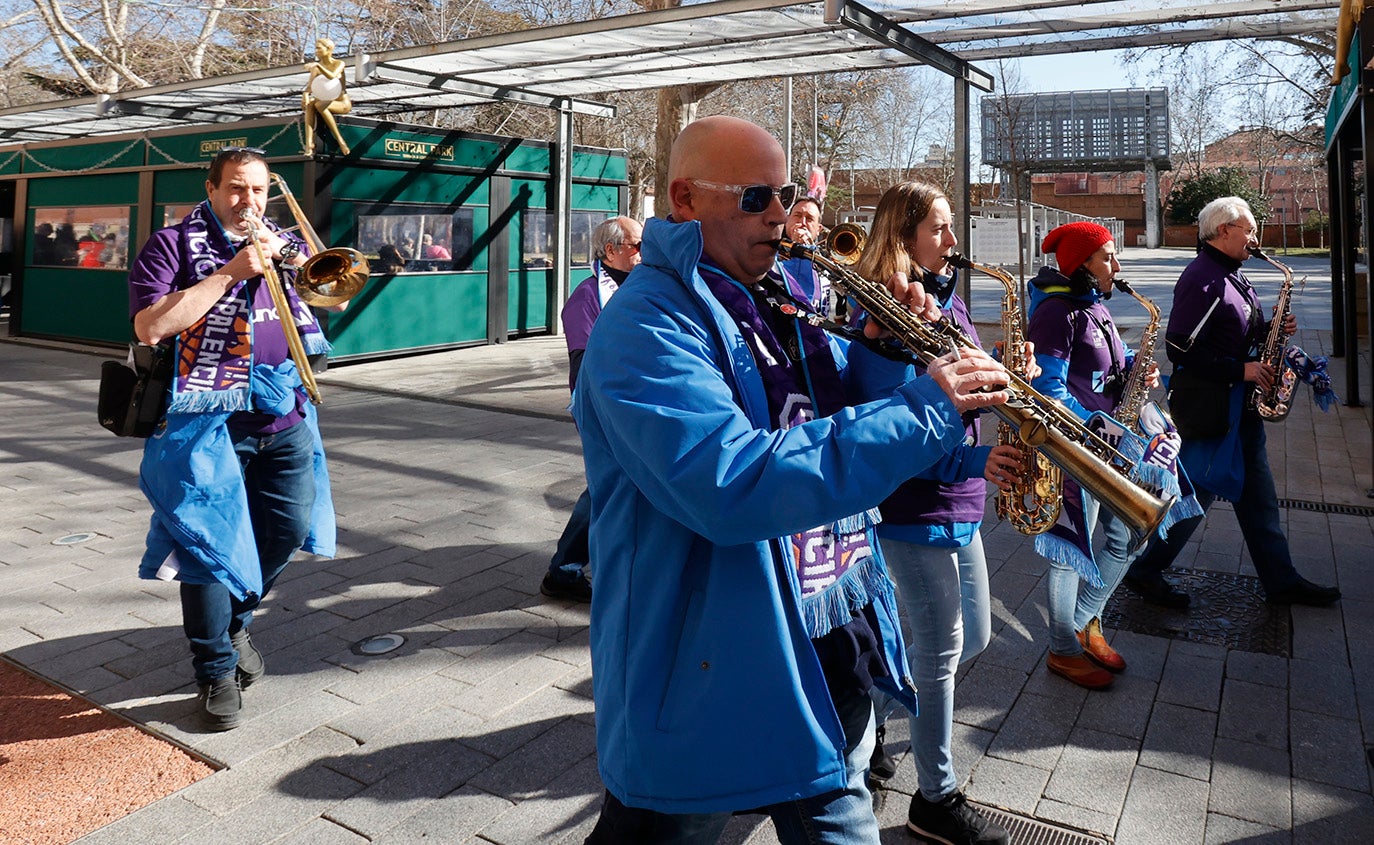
[
  {"xmin": 849, "ymin": 289, "xmax": 989, "ymax": 527},
  {"xmin": 1026, "ymin": 267, "xmax": 1129, "ymax": 418},
  {"xmin": 561, "ymin": 262, "xmax": 620, "ymax": 391},
  {"xmin": 1164, "ymin": 244, "xmax": 1267, "ymax": 383}
]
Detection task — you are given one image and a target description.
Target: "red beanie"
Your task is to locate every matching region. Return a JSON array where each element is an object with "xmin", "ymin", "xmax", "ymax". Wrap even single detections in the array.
[{"xmin": 1041, "ymin": 222, "xmax": 1113, "ymax": 275}]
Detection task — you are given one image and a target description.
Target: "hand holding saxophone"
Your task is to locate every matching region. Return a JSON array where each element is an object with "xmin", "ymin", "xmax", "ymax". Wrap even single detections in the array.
[
  {"xmin": 1244, "ymin": 360, "xmax": 1277, "ymax": 392},
  {"xmin": 925, "ymin": 346, "xmax": 1011, "ymax": 414},
  {"xmin": 861, "ymin": 270, "xmax": 942, "ymax": 338},
  {"xmin": 983, "ymin": 444, "xmax": 1025, "ymax": 492}
]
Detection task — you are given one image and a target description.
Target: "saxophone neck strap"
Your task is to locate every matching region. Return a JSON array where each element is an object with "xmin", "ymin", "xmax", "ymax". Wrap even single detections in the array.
[{"xmin": 751, "ymin": 273, "xmax": 921, "ymax": 366}]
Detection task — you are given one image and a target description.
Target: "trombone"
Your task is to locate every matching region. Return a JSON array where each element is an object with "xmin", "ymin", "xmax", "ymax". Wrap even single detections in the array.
[{"xmin": 239, "ymin": 173, "xmax": 370, "ymax": 404}]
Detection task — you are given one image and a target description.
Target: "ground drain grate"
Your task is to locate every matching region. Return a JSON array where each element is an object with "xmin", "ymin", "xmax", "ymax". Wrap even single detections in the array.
[
  {"xmin": 974, "ymin": 803, "xmax": 1109, "ymax": 844},
  {"xmin": 1278, "ymin": 498, "xmax": 1374, "ymax": 517},
  {"xmin": 1103, "ymin": 568, "xmax": 1290, "ymax": 657}
]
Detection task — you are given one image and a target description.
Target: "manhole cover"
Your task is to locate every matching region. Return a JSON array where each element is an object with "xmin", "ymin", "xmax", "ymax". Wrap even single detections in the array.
[
  {"xmin": 1103, "ymin": 568, "xmax": 1290, "ymax": 657},
  {"xmin": 53, "ymin": 533, "xmax": 98, "ymax": 546}
]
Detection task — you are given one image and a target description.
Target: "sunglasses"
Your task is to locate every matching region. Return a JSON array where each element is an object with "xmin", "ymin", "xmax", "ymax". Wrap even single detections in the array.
[
  {"xmin": 689, "ymin": 179, "xmax": 799, "ymax": 214},
  {"xmin": 212, "ymin": 145, "xmax": 267, "ymax": 159}
]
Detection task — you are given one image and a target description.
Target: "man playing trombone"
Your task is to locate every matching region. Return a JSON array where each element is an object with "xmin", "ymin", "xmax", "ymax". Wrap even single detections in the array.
[{"xmin": 128, "ymin": 146, "xmax": 342, "ymax": 731}]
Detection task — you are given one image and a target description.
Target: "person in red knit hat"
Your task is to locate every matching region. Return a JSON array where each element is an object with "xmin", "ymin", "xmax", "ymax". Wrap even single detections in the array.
[{"xmin": 1024, "ymin": 221, "xmax": 1160, "ymax": 690}]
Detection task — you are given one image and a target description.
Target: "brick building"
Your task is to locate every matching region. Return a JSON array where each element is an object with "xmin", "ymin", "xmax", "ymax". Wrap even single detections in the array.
[{"xmin": 1028, "ymin": 126, "xmax": 1329, "ymax": 250}]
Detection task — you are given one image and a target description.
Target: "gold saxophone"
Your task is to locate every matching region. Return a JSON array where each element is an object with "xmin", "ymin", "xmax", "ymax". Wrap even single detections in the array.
[
  {"xmin": 946, "ymin": 253, "xmax": 1062, "ymax": 535},
  {"xmin": 1110, "ymin": 279, "xmax": 1159, "ymax": 430},
  {"xmin": 1246, "ymin": 246, "xmax": 1299, "ymax": 421},
  {"xmin": 777, "ymin": 231, "xmax": 1175, "ymax": 541}
]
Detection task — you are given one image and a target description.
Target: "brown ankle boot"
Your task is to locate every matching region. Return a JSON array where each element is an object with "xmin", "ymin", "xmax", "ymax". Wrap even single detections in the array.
[
  {"xmin": 1047, "ymin": 651, "xmax": 1114, "ymax": 689},
  {"xmin": 1076, "ymin": 617, "xmax": 1126, "ymax": 673}
]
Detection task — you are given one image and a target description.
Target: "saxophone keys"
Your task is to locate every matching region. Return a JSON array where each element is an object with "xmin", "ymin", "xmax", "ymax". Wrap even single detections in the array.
[{"xmin": 1018, "ymin": 419, "xmax": 1050, "ymax": 447}]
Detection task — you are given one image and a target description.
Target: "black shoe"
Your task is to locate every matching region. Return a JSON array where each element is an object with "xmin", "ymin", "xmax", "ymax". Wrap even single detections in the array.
[
  {"xmin": 868, "ymin": 723, "xmax": 898, "ymax": 785},
  {"xmin": 541, "ymin": 571, "xmax": 592, "ymax": 603},
  {"xmin": 1123, "ymin": 574, "xmax": 1191, "ymax": 609},
  {"xmin": 1266, "ymin": 578, "xmax": 1341, "ymax": 607},
  {"xmin": 197, "ymin": 675, "xmax": 242, "ymax": 732},
  {"xmin": 231, "ymin": 629, "xmax": 265, "ymax": 689},
  {"xmin": 907, "ymin": 790, "xmax": 1009, "ymax": 845}
]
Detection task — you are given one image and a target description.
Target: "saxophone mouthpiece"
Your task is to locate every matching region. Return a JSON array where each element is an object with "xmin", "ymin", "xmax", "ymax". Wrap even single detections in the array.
[
  {"xmin": 1112, "ymin": 278, "xmax": 1133, "ymax": 294},
  {"xmin": 1246, "ymin": 245, "xmax": 1268, "ymax": 260},
  {"xmin": 945, "ymin": 252, "xmax": 972, "ymax": 270}
]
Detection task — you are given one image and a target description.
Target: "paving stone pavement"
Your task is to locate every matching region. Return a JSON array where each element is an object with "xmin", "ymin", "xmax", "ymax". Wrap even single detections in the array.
[{"xmin": 2, "ymin": 247, "xmax": 1373, "ymax": 844}]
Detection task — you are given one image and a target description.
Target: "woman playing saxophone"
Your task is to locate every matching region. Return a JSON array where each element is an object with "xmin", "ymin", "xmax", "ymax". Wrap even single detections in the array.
[
  {"xmin": 847, "ymin": 181, "xmax": 1021, "ymax": 845},
  {"xmin": 1026, "ymin": 222, "xmax": 1159, "ymax": 690}
]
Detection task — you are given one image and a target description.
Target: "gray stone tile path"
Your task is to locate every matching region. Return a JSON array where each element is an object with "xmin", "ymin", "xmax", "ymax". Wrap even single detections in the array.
[{"xmin": 2, "ymin": 246, "xmax": 1372, "ymax": 843}]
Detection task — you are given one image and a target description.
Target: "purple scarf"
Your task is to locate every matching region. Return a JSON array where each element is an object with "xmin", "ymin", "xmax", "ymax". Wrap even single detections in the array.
[{"xmin": 168, "ymin": 202, "xmax": 326, "ymax": 414}]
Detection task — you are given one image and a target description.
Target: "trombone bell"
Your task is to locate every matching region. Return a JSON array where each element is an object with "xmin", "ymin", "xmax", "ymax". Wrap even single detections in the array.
[
  {"xmin": 268, "ymin": 173, "xmax": 370, "ymax": 307},
  {"xmin": 299, "ymin": 248, "xmax": 369, "ymax": 307}
]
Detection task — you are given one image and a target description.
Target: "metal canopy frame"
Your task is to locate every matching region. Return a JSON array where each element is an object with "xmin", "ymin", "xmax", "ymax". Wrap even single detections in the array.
[{"xmin": 0, "ymin": 0, "xmax": 1339, "ymax": 145}]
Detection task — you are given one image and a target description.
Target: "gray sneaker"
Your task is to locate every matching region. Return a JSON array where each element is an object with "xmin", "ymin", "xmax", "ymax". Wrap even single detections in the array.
[
  {"xmin": 197, "ymin": 674, "xmax": 242, "ymax": 732},
  {"xmin": 231, "ymin": 629, "xmax": 265, "ymax": 689}
]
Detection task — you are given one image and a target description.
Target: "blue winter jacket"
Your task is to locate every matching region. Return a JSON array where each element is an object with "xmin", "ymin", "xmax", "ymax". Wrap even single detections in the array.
[{"xmin": 572, "ymin": 216, "xmax": 969, "ymax": 814}]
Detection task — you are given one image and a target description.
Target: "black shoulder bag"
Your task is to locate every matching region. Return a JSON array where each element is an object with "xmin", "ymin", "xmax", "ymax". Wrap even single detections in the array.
[
  {"xmin": 98, "ymin": 342, "xmax": 173, "ymax": 437},
  {"xmin": 1166, "ymin": 366, "xmax": 1231, "ymax": 440}
]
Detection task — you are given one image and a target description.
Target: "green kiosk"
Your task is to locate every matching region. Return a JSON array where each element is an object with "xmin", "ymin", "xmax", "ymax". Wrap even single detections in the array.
[{"xmin": 0, "ymin": 115, "xmax": 628, "ymax": 361}]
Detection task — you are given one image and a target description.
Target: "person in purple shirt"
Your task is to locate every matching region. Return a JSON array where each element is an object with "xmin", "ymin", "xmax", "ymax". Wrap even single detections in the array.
[
  {"xmin": 129, "ymin": 147, "xmax": 345, "ymax": 730},
  {"xmin": 1026, "ymin": 222, "xmax": 1159, "ymax": 690},
  {"xmin": 540, "ymin": 215, "xmax": 643, "ymax": 603},
  {"xmin": 1123, "ymin": 196, "xmax": 1340, "ymax": 608},
  {"xmin": 849, "ymin": 181, "xmax": 1021, "ymax": 845}
]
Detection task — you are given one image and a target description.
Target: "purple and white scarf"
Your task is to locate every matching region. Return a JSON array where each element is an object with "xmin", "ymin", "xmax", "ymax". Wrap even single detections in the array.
[
  {"xmin": 699, "ymin": 261, "xmax": 886, "ymax": 638},
  {"xmin": 167, "ymin": 201, "xmax": 325, "ymax": 414}
]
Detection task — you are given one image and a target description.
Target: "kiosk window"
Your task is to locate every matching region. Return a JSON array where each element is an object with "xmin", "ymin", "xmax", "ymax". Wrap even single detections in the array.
[
  {"xmin": 30, "ymin": 207, "xmax": 131, "ymax": 270},
  {"xmin": 524, "ymin": 211, "xmax": 611, "ymax": 268},
  {"xmin": 355, "ymin": 206, "xmax": 475, "ymax": 274}
]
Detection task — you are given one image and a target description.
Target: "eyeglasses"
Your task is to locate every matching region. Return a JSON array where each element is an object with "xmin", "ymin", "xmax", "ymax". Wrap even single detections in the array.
[
  {"xmin": 621, "ymin": 241, "xmax": 642, "ymax": 252},
  {"xmin": 1225, "ymin": 222, "xmax": 1257, "ymax": 238},
  {"xmin": 689, "ymin": 179, "xmax": 799, "ymax": 214}
]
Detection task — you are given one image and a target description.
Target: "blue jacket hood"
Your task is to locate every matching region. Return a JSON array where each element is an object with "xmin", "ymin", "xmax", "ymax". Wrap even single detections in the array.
[{"xmin": 1028, "ymin": 264, "xmax": 1102, "ymax": 319}]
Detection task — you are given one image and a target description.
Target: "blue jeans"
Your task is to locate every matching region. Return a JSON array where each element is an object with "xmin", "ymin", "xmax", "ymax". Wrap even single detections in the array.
[
  {"xmin": 872, "ymin": 534, "xmax": 991, "ymax": 802},
  {"xmin": 181, "ymin": 419, "xmax": 316, "ymax": 684},
  {"xmin": 585, "ymin": 693, "xmax": 879, "ymax": 844},
  {"xmin": 1047, "ymin": 494, "xmax": 1134, "ymax": 655},
  {"xmin": 547, "ymin": 487, "xmax": 591, "ymax": 580},
  {"xmin": 1127, "ymin": 413, "xmax": 1299, "ymax": 595}
]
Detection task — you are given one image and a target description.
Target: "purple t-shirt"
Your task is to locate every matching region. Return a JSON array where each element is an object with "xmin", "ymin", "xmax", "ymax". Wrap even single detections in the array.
[{"xmin": 128, "ymin": 226, "xmax": 306, "ymax": 434}]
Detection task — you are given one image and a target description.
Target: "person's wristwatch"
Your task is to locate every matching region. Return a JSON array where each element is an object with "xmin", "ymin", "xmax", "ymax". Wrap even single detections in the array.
[{"xmin": 279, "ymin": 241, "xmax": 301, "ymax": 263}]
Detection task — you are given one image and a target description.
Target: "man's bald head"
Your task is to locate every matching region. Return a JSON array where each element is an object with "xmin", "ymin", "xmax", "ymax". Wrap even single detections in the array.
[
  {"xmin": 668, "ymin": 116, "xmax": 783, "ymax": 188},
  {"xmin": 666, "ymin": 116, "xmax": 788, "ymax": 282}
]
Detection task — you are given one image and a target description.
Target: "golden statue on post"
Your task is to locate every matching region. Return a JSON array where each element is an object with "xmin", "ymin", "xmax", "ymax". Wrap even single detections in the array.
[{"xmin": 303, "ymin": 37, "xmax": 352, "ymax": 156}]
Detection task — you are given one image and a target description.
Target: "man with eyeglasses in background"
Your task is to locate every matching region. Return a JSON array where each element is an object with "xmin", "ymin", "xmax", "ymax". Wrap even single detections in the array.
[
  {"xmin": 128, "ymin": 146, "xmax": 342, "ymax": 731},
  {"xmin": 1123, "ymin": 195, "xmax": 1340, "ymax": 608},
  {"xmin": 575, "ymin": 115, "xmax": 1012, "ymax": 843},
  {"xmin": 540, "ymin": 215, "xmax": 642, "ymax": 603}
]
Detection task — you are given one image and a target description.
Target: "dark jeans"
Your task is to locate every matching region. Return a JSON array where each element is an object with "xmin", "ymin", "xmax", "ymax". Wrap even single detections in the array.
[
  {"xmin": 585, "ymin": 687, "xmax": 878, "ymax": 845},
  {"xmin": 181, "ymin": 419, "xmax": 316, "ymax": 683},
  {"xmin": 1128, "ymin": 412, "xmax": 1299, "ymax": 595},
  {"xmin": 547, "ymin": 487, "xmax": 591, "ymax": 581}
]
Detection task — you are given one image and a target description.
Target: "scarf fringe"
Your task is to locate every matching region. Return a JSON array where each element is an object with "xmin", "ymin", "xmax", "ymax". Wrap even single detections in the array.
[
  {"xmin": 303, "ymin": 333, "xmax": 332, "ymax": 356},
  {"xmin": 167, "ymin": 388, "xmax": 252, "ymax": 415},
  {"xmin": 799, "ymin": 553, "xmax": 889, "ymax": 639},
  {"xmin": 832, "ymin": 506, "xmax": 882, "ymax": 535},
  {"xmin": 1034, "ymin": 532, "xmax": 1104, "ymax": 588}
]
